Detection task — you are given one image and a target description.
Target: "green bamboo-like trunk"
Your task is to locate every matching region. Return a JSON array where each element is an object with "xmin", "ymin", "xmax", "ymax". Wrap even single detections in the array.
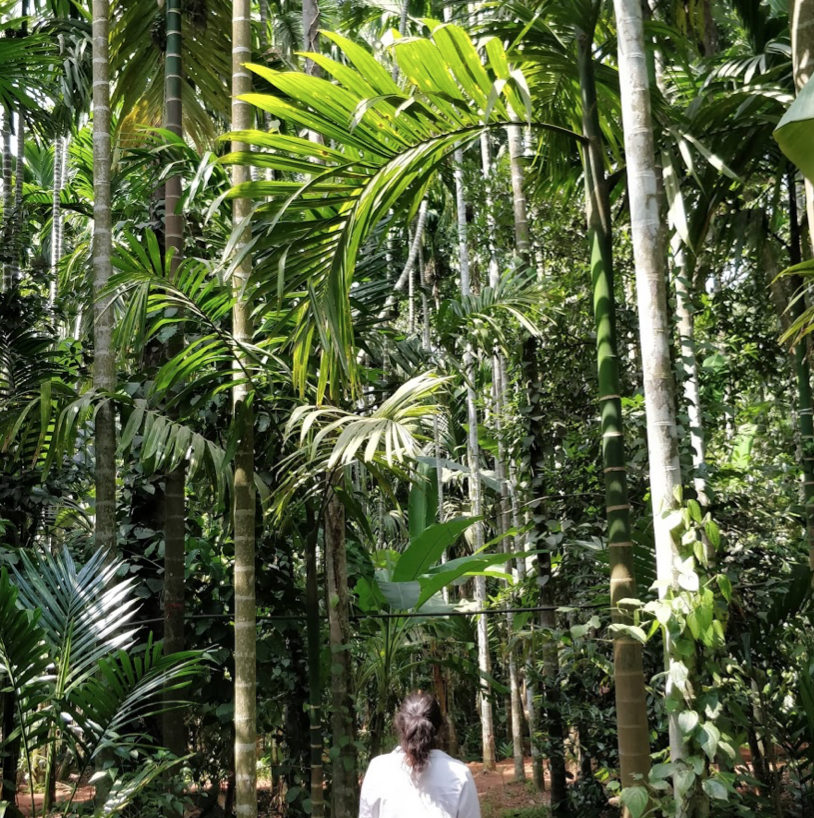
[
  {"xmin": 305, "ymin": 505, "xmax": 325, "ymax": 818},
  {"xmin": 577, "ymin": 23, "xmax": 651, "ymax": 791},
  {"xmin": 231, "ymin": 3, "xmax": 257, "ymax": 817},
  {"xmin": 325, "ymin": 485, "xmax": 359, "ymax": 815},
  {"xmin": 162, "ymin": 0, "xmax": 187, "ymax": 762}
]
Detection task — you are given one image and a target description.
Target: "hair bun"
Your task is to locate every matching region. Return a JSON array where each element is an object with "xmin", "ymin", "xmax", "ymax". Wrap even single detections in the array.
[{"xmin": 395, "ymin": 692, "xmax": 444, "ymax": 772}]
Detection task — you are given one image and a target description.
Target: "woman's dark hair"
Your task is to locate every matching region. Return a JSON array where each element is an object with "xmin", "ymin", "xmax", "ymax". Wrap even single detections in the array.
[{"xmin": 394, "ymin": 692, "xmax": 444, "ymax": 772}]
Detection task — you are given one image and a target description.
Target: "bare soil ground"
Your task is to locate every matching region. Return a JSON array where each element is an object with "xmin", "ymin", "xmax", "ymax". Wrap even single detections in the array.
[{"xmin": 14, "ymin": 758, "xmax": 549, "ymax": 818}]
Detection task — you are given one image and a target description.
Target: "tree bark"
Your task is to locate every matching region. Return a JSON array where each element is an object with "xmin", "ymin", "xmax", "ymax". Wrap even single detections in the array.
[
  {"xmin": 305, "ymin": 505, "xmax": 325, "ymax": 818},
  {"xmin": 577, "ymin": 21, "xmax": 651, "ymax": 792},
  {"xmin": 49, "ymin": 137, "xmax": 65, "ymax": 306},
  {"xmin": 1, "ymin": 107, "xmax": 11, "ymax": 290},
  {"xmin": 10, "ymin": 112, "xmax": 24, "ymax": 281},
  {"xmin": 92, "ymin": 0, "xmax": 116, "ymax": 559},
  {"xmin": 325, "ymin": 486, "xmax": 359, "ymax": 815},
  {"xmin": 507, "ymin": 115, "xmax": 531, "ymax": 265},
  {"xmin": 613, "ymin": 0, "xmax": 684, "ymax": 762},
  {"xmin": 162, "ymin": 0, "xmax": 187, "ymax": 763},
  {"xmin": 232, "ymin": 3, "xmax": 257, "ymax": 817},
  {"xmin": 791, "ymin": 0, "xmax": 814, "ymax": 253}
]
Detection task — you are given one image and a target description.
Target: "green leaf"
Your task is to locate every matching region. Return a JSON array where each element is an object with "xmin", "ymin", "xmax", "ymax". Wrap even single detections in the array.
[
  {"xmin": 678, "ymin": 710, "xmax": 699, "ymax": 735},
  {"xmin": 408, "ymin": 461, "xmax": 439, "ymax": 543},
  {"xmin": 377, "ymin": 581, "xmax": 422, "ymax": 610},
  {"xmin": 716, "ymin": 574, "xmax": 732, "ymax": 603},
  {"xmin": 392, "ymin": 516, "xmax": 478, "ymax": 582},
  {"xmin": 775, "ymin": 74, "xmax": 814, "ymax": 182},
  {"xmin": 620, "ymin": 786, "xmax": 648, "ymax": 818},
  {"xmin": 697, "ymin": 722, "xmax": 721, "ymax": 761},
  {"xmin": 702, "ymin": 778, "xmax": 728, "ymax": 801},
  {"xmin": 705, "ymin": 520, "xmax": 721, "ymax": 550},
  {"xmin": 674, "ymin": 768, "xmax": 696, "ymax": 800}
]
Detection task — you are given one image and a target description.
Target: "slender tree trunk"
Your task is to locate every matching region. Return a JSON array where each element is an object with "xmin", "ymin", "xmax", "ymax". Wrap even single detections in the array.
[
  {"xmin": 232, "ymin": 4, "xmax": 257, "ymax": 817},
  {"xmin": 49, "ymin": 137, "xmax": 65, "ymax": 306},
  {"xmin": 613, "ymin": 0, "xmax": 683, "ymax": 762},
  {"xmin": 522, "ymin": 338, "xmax": 567, "ymax": 813},
  {"xmin": 672, "ymin": 246, "xmax": 707, "ymax": 505},
  {"xmin": 578, "ymin": 21, "xmax": 651, "ymax": 793},
  {"xmin": 792, "ymin": 0, "xmax": 814, "ymax": 254},
  {"xmin": 784, "ymin": 180, "xmax": 814, "ymax": 569},
  {"xmin": 162, "ymin": 0, "xmax": 187, "ymax": 763},
  {"xmin": 325, "ymin": 485, "xmax": 359, "ymax": 815},
  {"xmin": 11, "ymin": 113, "xmax": 24, "ymax": 280},
  {"xmin": 1, "ymin": 108, "xmax": 11, "ymax": 290},
  {"xmin": 305, "ymin": 506, "xmax": 325, "ymax": 818},
  {"xmin": 507, "ymin": 115, "xmax": 531, "ymax": 264},
  {"xmin": 92, "ymin": 0, "xmax": 116, "ymax": 557},
  {"xmin": 453, "ymin": 141, "xmax": 495, "ymax": 770},
  {"xmin": 91, "ymin": 4, "xmax": 116, "ymax": 806}
]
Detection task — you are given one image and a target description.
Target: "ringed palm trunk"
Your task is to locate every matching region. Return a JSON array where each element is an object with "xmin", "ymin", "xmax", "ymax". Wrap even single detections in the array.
[
  {"xmin": 452, "ymin": 140, "xmax": 495, "ymax": 770},
  {"xmin": 231, "ymin": 3, "xmax": 258, "ymax": 817},
  {"xmin": 49, "ymin": 136, "xmax": 65, "ymax": 306},
  {"xmin": 305, "ymin": 505, "xmax": 325, "ymax": 818},
  {"xmin": 325, "ymin": 484, "xmax": 359, "ymax": 815},
  {"xmin": 792, "ymin": 0, "xmax": 814, "ymax": 253},
  {"xmin": 162, "ymin": 0, "xmax": 187, "ymax": 761},
  {"xmin": 11, "ymin": 113, "xmax": 24, "ymax": 280},
  {"xmin": 2, "ymin": 108, "xmax": 11, "ymax": 289},
  {"xmin": 612, "ymin": 0, "xmax": 684, "ymax": 763},
  {"xmin": 577, "ymin": 22, "xmax": 651, "ymax": 792},
  {"xmin": 522, "ymin": 337, "xmax": 567, "ymax": 814},
  {"xmin": 92, "ymin": 0, "xmax": 116, "ymax": 559}
]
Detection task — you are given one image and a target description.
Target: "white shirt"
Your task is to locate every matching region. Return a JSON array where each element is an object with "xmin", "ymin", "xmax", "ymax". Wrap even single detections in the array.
[{"xmin": 359, "ymin": 748, "xmax": 481, "ymax": 818}]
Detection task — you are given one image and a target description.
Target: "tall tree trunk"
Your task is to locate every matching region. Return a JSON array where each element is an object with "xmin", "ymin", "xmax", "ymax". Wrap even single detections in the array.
[
  {"xmin": 325, "ymin": 485, "xmax": 359, "ymax": 815},
  {"xmin": 792, "ymin": 0, "xmax": 814, "ymax": 254},
  {"xmin": 453, "ymin": 141, "xmax": 495, "ymax": 770},
  {"xmin": 672, "ymin": 245, "xmax": 707, "ymax": 505},
  {"xmin": 522, "ymin": 337, "xmax": 567, "ymax": 814},
  {"xmin": 577, "ymin": 20, "xmax": 651, "ymax": 792},
  {"xmin": 785, "ymin": 178, "xmax": 814, "ymax": 569},
  {"xmin": 613, "ymin": 0, "xmax": 684, "ymax": 762},
  {"xmin": 92, "ymin": 3, "xmax": 116, "ymax": 806},
  {"xmin": 11, "ymin": 113, "xmax": 24, "ymax": 280},
  {"xmin": 1, "ymin": 108, "xmax": 11, "ymax": 290},
  {"xmin": 231, "ymin": 4, "xmax": 257, "ymax": 817},
  {"xmin": 49, "ymin": 137, "xmax": 65, "ymax": 306},
  {"xmin": 162, "ymin": 0, "xmax": 187, "ymax": 762},
  {"xmin": 507, "ymin": 115, "xmax": 531, "ymax": 264},
  {"xmin": 92, "ymin": 0, "xmax": 116, "ymax": 557},
  {"xmin": 305, "ymin": 506, "xmax": 325, "ymax": 818}
]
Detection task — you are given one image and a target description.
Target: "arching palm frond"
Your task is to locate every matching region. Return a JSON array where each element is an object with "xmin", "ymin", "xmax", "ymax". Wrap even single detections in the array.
[
  {"xmin": 274, "ymin": 372, "xmax": 450, "ymax": 516},
  {"xmin": 221, "ymin": 23, "xmax": 579, "ymax": 399}
]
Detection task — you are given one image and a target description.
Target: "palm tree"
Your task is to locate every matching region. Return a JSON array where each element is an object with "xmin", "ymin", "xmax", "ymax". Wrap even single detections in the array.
[
  {"xmin": 612, "ymin": 0, "xmax": 684, "ymax": 763},
  {"xmin": 791, "ymin": 0, "xmax": 814, "ymax": 250},
  {"xmin": 91, "ymin": 0, "xmax": 116, "ymax": 557},
  {"xmin": 577, "ymin": 7, "xmax": 651, "ymax": 791},
  {"xmin": 230, "ymin": 3, "xmax": 257, "ymax": 818},
  {"xmin": 162, "ymin": 0, "xmax": 187, "ymax": 761}
]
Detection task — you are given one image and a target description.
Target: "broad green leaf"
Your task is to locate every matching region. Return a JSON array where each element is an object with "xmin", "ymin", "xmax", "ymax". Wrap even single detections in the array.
[
  {"xmin": 393, "ymin": 516, "xmax": 477, "ymax": 582},
  {"xmin": 697, "ymin": 722, "xmax": 721, "ymax": 761},
  {"xmin": 702, "ymin": 778, "xmax": 728, "ymax": 801},
  {"xmin": 775, "ymin": 74, "xmax": 814, "ymax": 182},
  {"xmin": 408, "ymin": 460, "xmax": 439, "ymax": 543},
  {"xmin": 674, "ymin": 768, "xmax": 696, "ymax": 800},
  {"xmin": 620, "ymin": 786, "xmax": 648, "ymax": 818},
  {"xmin": 678, "ymin": 710, "xmax": 699, "ymax": 735}
]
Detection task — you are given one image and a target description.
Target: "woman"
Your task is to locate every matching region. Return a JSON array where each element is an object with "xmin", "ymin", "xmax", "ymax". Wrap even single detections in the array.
[{"xmin": 359, "ymin": 692, "xmax": 481, "ymax": 818}]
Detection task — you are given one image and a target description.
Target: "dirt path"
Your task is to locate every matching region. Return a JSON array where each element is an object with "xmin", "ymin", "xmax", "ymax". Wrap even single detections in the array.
[{"xmin": 467, "ymin": 757, "xmax": 550, "ymax": 817}]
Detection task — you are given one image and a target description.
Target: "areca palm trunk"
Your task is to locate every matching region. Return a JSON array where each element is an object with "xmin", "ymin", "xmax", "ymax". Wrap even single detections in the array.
[
  {"xmin": 452, "ymin": 139, "xmax": 495, "ymax": 770},
  {"xmin": 613, "ymin": 0, "xmax": 684, "ymax": 762},
  {"xmin": 92, "ymin": 0, "xmax": 116, "ymax": 559},
  {"xmin": 162, "ymin": 0, "xmax": 187, "ymax": 761},
  {"xmin": 11, "ymin": 112, "xmax": 24, "ymax": 280},
  {"xmin": 792, "ymin": 0, "xmax": 814, "ymax": 253},
  {"xmin": 577, "ymin": 22, "xmax": 651, "ymax": 791},
  {"xmin": 2, "ymin": 108, "xmax": 11, "ymax": 290},
  {"xmin": 231, "ymin": 4, "xmax": 257, "ymax": 817},
  {"xmin": 49, "ymin": 137, "xmax": 65, "ymax": 306},
  {"xmin": 325, "ymin": 484, "xmax": 359, "ymax": 814},
  {"xmin": 507, "ymin": 116, "xmax": 531, "ymax": 263},
  {"xmin": 304, "ymin": 506, "xmax": 325, "ymax": 818}
]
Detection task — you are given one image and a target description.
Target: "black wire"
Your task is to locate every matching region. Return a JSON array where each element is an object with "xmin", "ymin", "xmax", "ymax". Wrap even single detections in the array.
[{"xmin": 136, "ymin": 603, "xmax": 603, "ymax": 627}]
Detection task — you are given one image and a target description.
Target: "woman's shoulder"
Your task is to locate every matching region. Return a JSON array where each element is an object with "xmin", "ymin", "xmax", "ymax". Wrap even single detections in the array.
[{"xmin": 429, "ymin": 750, "xmax": 474, "ymax": 779}]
